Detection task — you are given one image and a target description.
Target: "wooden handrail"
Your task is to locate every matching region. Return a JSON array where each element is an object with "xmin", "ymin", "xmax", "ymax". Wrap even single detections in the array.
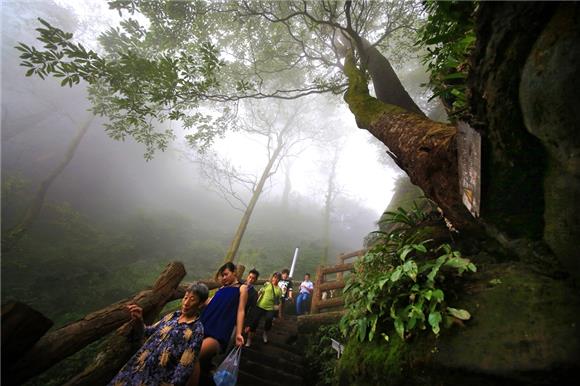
[
  {"xmin": 318, "ymin": 280, "xmax": 347, "ymax": 292},
  {"xmin": 338, "ymin": 248, "xmax": 367, "ymax": 263},
  {"xmin": 310, "ymin": 250, "xmax": 363, "ymax": 314},
  {"xmin": 320, "ymin": 263, "xmax": 354, "ymax": 275}
]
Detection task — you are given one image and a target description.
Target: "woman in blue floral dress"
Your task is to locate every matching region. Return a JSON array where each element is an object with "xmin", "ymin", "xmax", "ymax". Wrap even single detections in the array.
[{"xmin": 108, "ymin": 282, "xmax": 208, "ymax": 386}]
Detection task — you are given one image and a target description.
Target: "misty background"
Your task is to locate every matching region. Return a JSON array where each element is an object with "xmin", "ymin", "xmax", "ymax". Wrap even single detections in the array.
[{"xmin": 1, "ymin": 0, "xmax": 441, "ymax": 333}]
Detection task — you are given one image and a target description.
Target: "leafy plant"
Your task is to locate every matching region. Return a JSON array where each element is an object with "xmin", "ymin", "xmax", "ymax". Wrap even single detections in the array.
[
  {"xmin": 340, "ymin": 204, "xmax": 476, "ymax": 343},
  {"xmin": 303, "ymin": 324, "xmax": 342, "ymax": 386},
  {"xmin": 416, "ymin": 0, "xmax": 477, "ymax": 120}
]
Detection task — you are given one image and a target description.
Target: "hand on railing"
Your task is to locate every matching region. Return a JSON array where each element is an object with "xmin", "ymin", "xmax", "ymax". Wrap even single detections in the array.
[{"xmin": 127, "ymin": 304, "xmax": 143, "ymax": 321}]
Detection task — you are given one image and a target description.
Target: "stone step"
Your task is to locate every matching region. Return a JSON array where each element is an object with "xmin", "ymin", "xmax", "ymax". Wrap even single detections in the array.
[
  {"xmin": 241, "ymin": 346, "xmax": 304, "ymax": 374},
  {"xmin": 251, "ymin": 329, "xmax": 302, "ymax": 355},
  {"xmin": 240, "ymin": 358, "xmax": 303, "ymax": 385},
  {"xmin": 243, "ymin": 341, "xmax": 303, "ymax": 363},
  {"xmin": 237, "ymin": 369, "xmax": 280, "ymax": 386}
]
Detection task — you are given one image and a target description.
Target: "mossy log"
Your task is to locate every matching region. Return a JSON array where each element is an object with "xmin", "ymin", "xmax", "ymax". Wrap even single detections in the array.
[
  {"xmin": 4, "ymin": 262, "xmax": 186, "ymax": 386},
  {"xmin": 63, "ymin": 321, "xmax": 141, "ymax": 386}
]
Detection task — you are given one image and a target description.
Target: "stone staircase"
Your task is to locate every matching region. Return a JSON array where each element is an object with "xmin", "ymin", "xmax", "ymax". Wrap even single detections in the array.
[{"xmin": 238, "ymin": 315, "xmax": 305, "ymax": 386}]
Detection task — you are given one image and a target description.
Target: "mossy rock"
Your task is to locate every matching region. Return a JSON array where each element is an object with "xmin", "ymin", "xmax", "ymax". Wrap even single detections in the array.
[{"xmin": 336, "ymin": 262, "xmax": 580, "ymax": 385}]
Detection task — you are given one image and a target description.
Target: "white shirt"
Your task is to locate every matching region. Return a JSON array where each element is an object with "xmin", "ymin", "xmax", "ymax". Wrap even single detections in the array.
[{"xmin": 299, "ymin": 280, "xmax": 314, "ymax": 295}]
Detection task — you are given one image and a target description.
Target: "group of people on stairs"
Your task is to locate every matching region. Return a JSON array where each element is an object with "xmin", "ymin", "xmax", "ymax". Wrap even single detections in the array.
[{"xmin": 108, "ymin": 262, "xmax": 314, "ymax": 386}]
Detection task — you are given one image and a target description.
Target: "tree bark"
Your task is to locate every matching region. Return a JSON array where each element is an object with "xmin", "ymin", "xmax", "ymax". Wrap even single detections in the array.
[
  {"xmin": 357, "ymin": 38, "xmax": 424, "ymax": 116},
  {"xmin": 322, "ymin": 148, "xmax": 339, "ymax": 265},
  {"xmin": 2, "ymin": 115, "xmax": 94, "ymax": 253},
  {"xmin": 64, "ymin": 321, "xmax": 141, "ymax": 386},
  {"xmin": 468, "ymin": 2, "xmax": 556, "ymax": 240},
  {"xmin": 4, "ymin": 262, "xmax": 186, "ymax": 386},
  {"xmin": 223, "ymin": 141, "xmax": 284, "ymax": 262},
  {"xmin": 342, "ymin": 53, "xmax": 476, "ymax": 232}
]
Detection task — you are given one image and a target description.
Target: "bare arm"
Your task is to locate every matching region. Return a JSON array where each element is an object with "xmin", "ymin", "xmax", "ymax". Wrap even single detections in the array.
[{"xmin": 235, "ymin": 284, "xmax": 248, "ymax": 346}]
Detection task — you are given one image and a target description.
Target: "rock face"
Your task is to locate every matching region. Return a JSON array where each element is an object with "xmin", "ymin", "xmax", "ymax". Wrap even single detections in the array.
[
  {"xmin": 519, "ymin": 4, "xmax": 580, "ymax": 279},
  {"xmin": 337, "ymin": 262, "xmax": 580, "ymax": 386}
]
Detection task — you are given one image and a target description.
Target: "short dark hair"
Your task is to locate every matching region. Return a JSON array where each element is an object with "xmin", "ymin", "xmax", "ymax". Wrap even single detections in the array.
[
  {"xmin": 249, "ymin": 268, "xmax": 260, "ymax": 278},
  {"xmin": 281, "ymin": 268, "xmax": 290, "ymax": 275},
  {"xmin": 215, "ymin": 262, "xmax": 237, "ymax": 281},
  {"xmin": 218, "ymin": 262, "xmax": 236, "ymax": 274},
  {"xmin": 305, "ymin": 273, "xmax": 311, "ymax": 277},
  {"xmin": 187, "ymin": 282, "xmax": 209, "ymax": 303},
  {"xmin": 272, "ymin": 272, "xmax": 282, "ymax": 280}
]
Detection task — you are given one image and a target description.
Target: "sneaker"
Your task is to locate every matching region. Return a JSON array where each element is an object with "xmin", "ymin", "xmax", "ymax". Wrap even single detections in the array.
[
  {"xmin": 244, "ymin": 339, "xmax": 252, "ymax": 348},
  {"xmin": 262, "ymin": 331, "xmax": 268, "ymax": 343}
]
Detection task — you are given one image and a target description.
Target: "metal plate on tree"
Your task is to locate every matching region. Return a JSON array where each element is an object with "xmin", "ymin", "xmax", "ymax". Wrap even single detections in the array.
[{"xmin": 457, "ymin": 121, "xmax": 481, "ymax": 217}]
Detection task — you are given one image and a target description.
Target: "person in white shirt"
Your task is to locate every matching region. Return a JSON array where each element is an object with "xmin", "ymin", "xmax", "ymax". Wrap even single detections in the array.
[{"xmin": 295, "ymin": 273, "xmax": 314, "ymax": 315}]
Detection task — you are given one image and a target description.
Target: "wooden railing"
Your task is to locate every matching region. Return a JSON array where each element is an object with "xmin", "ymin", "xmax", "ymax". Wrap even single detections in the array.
[{"xmin": 310, "ymin": 249, "xmax": 366, "ymax": 314}]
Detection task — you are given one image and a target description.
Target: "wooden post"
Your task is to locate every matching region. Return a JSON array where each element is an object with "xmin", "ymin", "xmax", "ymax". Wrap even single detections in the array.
[
  {"xmin": 336, "ymin": 253, "xmax": 344, "ymax": 281},
  {"xmin": 235, "ymin": 264, "xmax": 246, "ymax": 280},
  {"xmin": 311, "ymin": 265, "xmax": 324, "ymax": 314}
]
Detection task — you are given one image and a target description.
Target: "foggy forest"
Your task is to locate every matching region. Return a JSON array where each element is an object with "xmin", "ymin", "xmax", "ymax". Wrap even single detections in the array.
[{"xmin": 2, "ymin": 1, "xmax": 579, "ymax": 386}]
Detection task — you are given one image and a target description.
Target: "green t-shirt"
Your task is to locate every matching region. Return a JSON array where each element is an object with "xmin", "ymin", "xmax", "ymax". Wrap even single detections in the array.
[{"xmin": 257, "ymin": 282, "xmax": 282, "ymax": 311}]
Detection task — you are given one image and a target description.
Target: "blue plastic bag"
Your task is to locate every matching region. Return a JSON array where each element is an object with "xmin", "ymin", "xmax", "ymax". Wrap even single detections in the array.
[{"xmin": 213, "ymin": 346, "xmax": 242, "ymax": 386}]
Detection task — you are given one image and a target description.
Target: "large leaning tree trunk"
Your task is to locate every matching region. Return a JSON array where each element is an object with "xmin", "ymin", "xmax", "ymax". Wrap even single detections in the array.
[
  {"xmin": 223, "ymin": 139, "xmax": 284, "ymax": 263},
  {"xmin": 341, "ymin": 52, "xmax": 476, "ymax": 233}
]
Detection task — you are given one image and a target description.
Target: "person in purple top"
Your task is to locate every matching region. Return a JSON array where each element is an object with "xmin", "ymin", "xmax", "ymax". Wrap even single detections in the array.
[{"xmin": 108, "ymin": 282, "xmax": 208, "ymax": 386}]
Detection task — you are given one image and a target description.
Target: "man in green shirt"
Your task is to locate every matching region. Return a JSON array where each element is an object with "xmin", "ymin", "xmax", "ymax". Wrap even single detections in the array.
[{"xmin": 245, "ymin": 272, "xmax": 282, "ymax": 346}]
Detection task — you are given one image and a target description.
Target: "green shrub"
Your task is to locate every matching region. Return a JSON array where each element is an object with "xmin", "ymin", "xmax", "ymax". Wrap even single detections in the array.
[{"xmin": 340, "ymin": 204, "xmax": 476, "ymax": 343}]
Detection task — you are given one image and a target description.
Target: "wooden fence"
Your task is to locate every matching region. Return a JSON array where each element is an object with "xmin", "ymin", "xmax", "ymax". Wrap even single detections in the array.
[{"xmin": 310, "ymin": 249, "xmax": 366, "ymax": 314}]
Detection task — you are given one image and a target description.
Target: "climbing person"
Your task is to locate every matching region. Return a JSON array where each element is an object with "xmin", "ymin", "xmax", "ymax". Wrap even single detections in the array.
[
  {"xmin": 241, "ymin": 269, "xmax": 260, "ymax": 338},
  {"xmin": 108, "ymin": 282, "xmax": 208, "ymax": 386},
  {"xmin": 195, "ymin": 262, "xmax": 248, "ymax": 381},
  {"xmin": 241, "ymin": 268, "xmax": 260, "ymax": 316},
  {"xmin": 296, "ymin": 273, "xmax": 314, "ymax": 315},
  {"xmin": 245, "ymin": 272, "xmax": 282, "ymax": 346},
  {"xmin": 277, "ymin": 268, "xmax": 293, "ymax": 319}
]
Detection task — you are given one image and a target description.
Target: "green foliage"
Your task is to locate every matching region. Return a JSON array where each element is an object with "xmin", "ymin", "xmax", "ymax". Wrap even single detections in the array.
[
  {"xmin": 303, "ymin": 324, "xmax": 341, "ymax": 386},
  {"xmin": 340, "ymin": 204, "xmax": 476, "ymax": 343},
  {"xmin": 16, "ymin": 17, "xmax": 224, "ymax": 159},
  {"xmin": 416, "ymin": 0, "xmax": 477, "ymax": 120}
]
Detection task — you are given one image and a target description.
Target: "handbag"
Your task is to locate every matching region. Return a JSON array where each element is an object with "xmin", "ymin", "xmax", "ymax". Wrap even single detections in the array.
[{"xmin": 213, "ymin": 346, "xmax": 242, "ymax": 386}]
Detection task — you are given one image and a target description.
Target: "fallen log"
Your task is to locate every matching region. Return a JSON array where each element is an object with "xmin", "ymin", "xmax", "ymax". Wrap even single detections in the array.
[
  {"xmin": 5, "ymin": 261, "xmax": 185, "ymax": 386},
  {"xmin": 64, "ymin": 320, "xmax": 142, "ymax": 386}
]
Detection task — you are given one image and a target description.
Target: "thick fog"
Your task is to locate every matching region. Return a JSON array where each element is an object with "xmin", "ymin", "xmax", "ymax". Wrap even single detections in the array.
[{"xmin": 1, "ymin": 1, "xmax": 443, "ymax": 328}]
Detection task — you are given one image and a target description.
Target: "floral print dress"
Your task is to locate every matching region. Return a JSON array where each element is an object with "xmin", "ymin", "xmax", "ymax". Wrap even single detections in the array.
[{"xmin": 108, "ymin": 311, "xmax": 204, "ymax": 386}]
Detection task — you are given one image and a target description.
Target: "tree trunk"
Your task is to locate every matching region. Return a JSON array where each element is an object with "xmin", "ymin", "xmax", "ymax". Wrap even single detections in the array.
[
  {"xmin": 322, "ymin": 148, "xmax": 339, "ymax": 265},
  {"xmin": 223, "ymin": 141, "xmax": 284, "ymax": 262},
  {"xmin": 468, "ymin": 2, "xmax": 556, "ymax": 240},
  {"xmin": 281, "ymin": 161, "xmax": 292, "ymax": 209},
  {"xmin": 4, "ymin": 262, "xmax": 185, "ymax": 386},
  {"xmin": 64, "ymin": 321, "xmax": 142, "ymax": 386},
  {"xmin": 342, "ymin": 53, "xmax": 476, "ymax": 232},
  {"xmin": 357, "ymin": 38, "xmax": 424, "ymax": 116},
  {"xmin": 2, "ymin": 115, "xmax": 94, "ymax": 253}
]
